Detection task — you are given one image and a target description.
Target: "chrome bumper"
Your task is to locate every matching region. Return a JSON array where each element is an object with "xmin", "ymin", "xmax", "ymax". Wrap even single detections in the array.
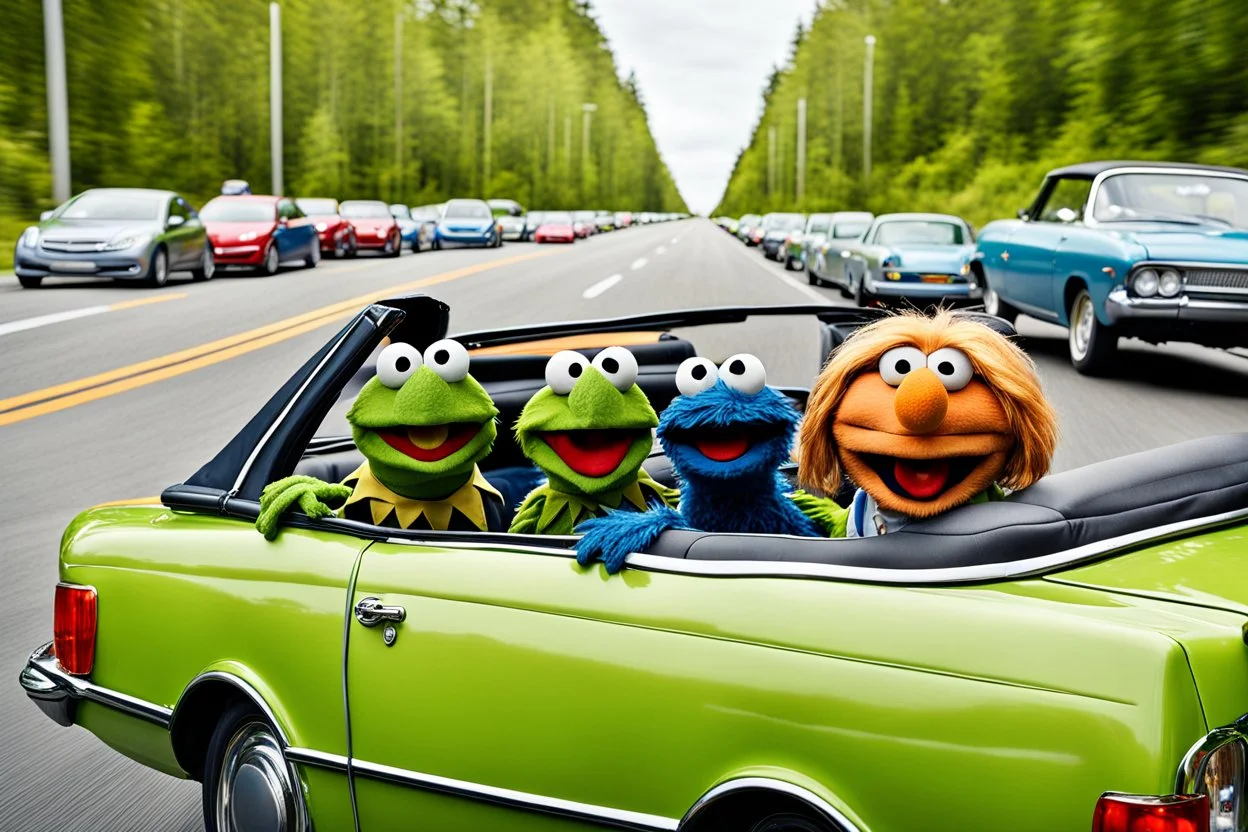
[
  {"xmin": 1105, "ymin": 286, "xmax": 1248, "ymax": 323},
  {"xmin": 18, "ymin": 642, "xmax": 172, "ymax": 729},
  {"xmin": 867, "ymin": 279, "xmax": 980, "ymax": 299}
]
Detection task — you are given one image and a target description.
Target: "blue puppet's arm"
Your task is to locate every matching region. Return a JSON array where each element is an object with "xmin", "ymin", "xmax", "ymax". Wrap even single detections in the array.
[{"xmin": 575, "ymin": 504, "xmax": 687, "ymax": 575}]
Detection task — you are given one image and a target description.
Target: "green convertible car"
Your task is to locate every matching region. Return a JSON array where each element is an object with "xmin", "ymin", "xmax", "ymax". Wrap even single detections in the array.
[{"xmin": 19, "ymin": 294, "xmax": 1248, "ymax": 832}]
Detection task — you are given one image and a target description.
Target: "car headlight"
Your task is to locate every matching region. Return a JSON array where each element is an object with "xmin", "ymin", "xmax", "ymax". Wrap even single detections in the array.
[
  {"xmin": 239, "ymin": 231, "xmax": 259, "ymax": 242},
  {"xmin": 104, "ymin": 233, "xmax": 151, "ymax": 251},
  {"xmin": 882, "ymin": 255, "xmax": 900, "ymax": 268},
  {"xmin": 1158, "ymin": 269, "xmax": 1183, "ymax": 297},
  {"xmin": 960, "ymin": 262, "xmax": 972, "ymax": 276},
  {"xmin": 315, "ymin": 222, "xmax": 328, "ymax": 232},
  {"xmin": 18, "ymin": 226, "xmax": 39, "ymax": 248},
  {"xmin": 1132, "ymin": 268, "xmax": 1159, "ymax": 297}
]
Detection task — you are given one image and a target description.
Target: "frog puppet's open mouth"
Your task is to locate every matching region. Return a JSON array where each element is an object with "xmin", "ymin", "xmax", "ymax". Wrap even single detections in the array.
[
  {"xmin": 541, "ymin": 429, "xmax": 649, "ymax": 478},
  {"xmin": 377, "ymin": 423, "xmax": 484, "ymax": 462}
]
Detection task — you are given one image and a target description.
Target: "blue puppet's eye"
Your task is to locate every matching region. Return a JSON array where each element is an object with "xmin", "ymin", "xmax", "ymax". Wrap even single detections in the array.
[
  {"xmin": 676, "ymin": 357, "xmax": 718, "ymax": 396},
  {"xmin": 719, "ymin": 353, "xmax": 767, "ymax": 395}
]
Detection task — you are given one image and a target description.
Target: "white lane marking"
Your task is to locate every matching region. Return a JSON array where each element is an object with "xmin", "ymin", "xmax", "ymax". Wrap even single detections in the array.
[
  {"xmin": 727, "ymin": 239, "xmax": 831, "ymax": 305},
  {"xmin": 672, "ymin": 237, "xmax": 680, "ymax": 244},
  {"xmin": 0, "ymin": 305, "xmax": 113, "ymax": 337},
  {"xmin": 631, "ymin": 257, "xmax": 648, "ymax": 270},
  {"xmin": 582, "ymin": 274, "xmax": 623, "ymax": 299},
  {"xmin": 655, "ymin": 246, "xmax": 667, "ymax": 255}
]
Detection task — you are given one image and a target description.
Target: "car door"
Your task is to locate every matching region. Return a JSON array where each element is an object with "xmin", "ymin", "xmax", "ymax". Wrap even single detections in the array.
[
  {"xmin": 274, "ymin": 199, "xmax": 299, "ymax": 259},
  {"xmin": 1003, "ymin": 177, "xmax": 1093, "ymax": 317},
  {"xmin": 162, "ymin": 197, "xmax": 197, "ymax": 268},
  {"xmin": 178, "ymin": 197, "xmax": 206, "ymax": 265},
  {"xmin": 288, "ymin": 200, "xmax": 317, "ymax": 256}
]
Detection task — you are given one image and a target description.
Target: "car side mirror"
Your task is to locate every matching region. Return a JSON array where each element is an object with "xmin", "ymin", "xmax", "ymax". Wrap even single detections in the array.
[
  {"xmin": 39, "ymin": 210, "xmax": 53, "ymax": 221},
  {"xmin": 1055, "ymin": 207, "xmax": 1079, "ymax": 224},
  {"xmin": 1017, "ymin": 208, "xmax": 1029, "ymax": 221},
  {"xmin": 167, "ymin": 215, "xmax": 186, "ymax": 228},
  {"xmin": 277, "ymin": 217, "xmax": 288, "ymax": 227}
]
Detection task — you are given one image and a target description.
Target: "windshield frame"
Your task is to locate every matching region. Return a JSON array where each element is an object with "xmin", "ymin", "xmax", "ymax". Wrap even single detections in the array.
[
  {"xmin": 55, "ymin": 190, "xmax": 168, "ymax": 222},
  {"xmin": 443, "ymin": 200, "xmax": 493, "ymax": 220},
  {"xmin": 1086, "ymin": 166, "xmax": 1248, "ymax": 229},
  {"xmin": 200, "ymin": 198, "xmax": 278, "ymax": 223},
  {"xmin": 340, "ymin": 201, "xmax": 392, "ymax": 219},
  {"xmin": 870, "ymin": 219, "xmax": 969, "ymax": 246}
]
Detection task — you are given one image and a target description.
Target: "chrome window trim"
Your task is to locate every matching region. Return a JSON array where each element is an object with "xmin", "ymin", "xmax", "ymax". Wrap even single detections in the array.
[
  {"xmin": 1085, "ymin": 166, "xmax": 1248, "ymax": 228},
  {"xmin": 171, "ymin": 670, "xmax": 292, "ymax": 748},
  {"xmin": 1176, "ymin": 713, "xmax": 1248, "ymax": 794},
  {"xmin": 680, "ymin": 777, "xmax": 862, "ymax": 832},
  {"xmin": 21, "ymin": 642, "xmax": 172, "ymax": 727}
]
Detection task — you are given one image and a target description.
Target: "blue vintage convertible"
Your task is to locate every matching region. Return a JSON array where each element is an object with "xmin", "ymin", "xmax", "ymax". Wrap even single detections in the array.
[{"xmin": 974, "ymin": 161, "xmax": 1248, "ymax": 374}]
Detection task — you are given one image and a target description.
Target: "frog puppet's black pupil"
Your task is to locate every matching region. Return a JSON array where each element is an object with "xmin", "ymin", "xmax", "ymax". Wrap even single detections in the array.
[
  {"xmin": 396, "ymin": 356, "xmax": 411, "ymax": 372},
  {"xmin": 569, "ymin": 363, "xmax": 582, "ymax": 379},
  {"xmin": 601, "ymin": 357, "xmax": 619, "ymax": 373},
  {"xmin": 434, "ymin": 349, "xmax": 449, "ymax": 365},
  {"xmin": 691, "ymin": 364, "xmax": 707, "ymax": 380}
]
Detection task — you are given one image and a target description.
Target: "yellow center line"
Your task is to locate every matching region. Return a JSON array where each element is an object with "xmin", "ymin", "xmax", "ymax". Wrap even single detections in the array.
[
  {"xmin": 0, "ymin": 249, "xmax": 559, "ymax": 427},
  {"xmin": 107, "ymin": 293, "xmax": 187, "ymax": 312}
]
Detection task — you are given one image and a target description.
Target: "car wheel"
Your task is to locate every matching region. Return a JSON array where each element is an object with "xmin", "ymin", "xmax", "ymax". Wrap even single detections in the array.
[
  {"xmin": 333, "ymin": 237, "xmax": 346, "ymax": 259},
  {"xmin": 17, "ymin": 275, "xmax": 43, "ymax": 288},
  {"xmin": 304, "ymin": 240, "xmax": 320, "ymax": 268},
  {"xmin": 259, "ymin": 243, "xmax": 280, "ymax": 276},
  {"xmin": 853, "ymin": 271, "xmax": 873, "ymax": 307},
  {"xmin": 202, "ymin": 701, "xmax": 306, "ymax": 832},
  {"xmin": 1068, "ymin": 288, "xmax": 1118, "ymax": 375},
  {"xmin": 983, "ymin": 280, "xmax": 1019, "ymax": 324},
  {"xmin": 191, "ymin": 243, "xmax": 215, "ymax": 281},
  {"xmin": 346, "ymin": 236, "xmax": 358, "ymax": 258},
  {"xmin": 747, "ymin": 812, "xmax": 839, "ymax": 832},
  {"xmin": 144, "ymin": 247, "xmax": 170, "ymax": 288},
  {"xmin": 433, "ymin": 237, "xmax": 442, "ymax": 251}
]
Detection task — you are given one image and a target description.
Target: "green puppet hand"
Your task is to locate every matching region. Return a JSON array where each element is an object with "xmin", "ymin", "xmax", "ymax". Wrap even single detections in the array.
[{"xmin": 256, "ymin": 475, "xmax": 354, "ymax": 540}]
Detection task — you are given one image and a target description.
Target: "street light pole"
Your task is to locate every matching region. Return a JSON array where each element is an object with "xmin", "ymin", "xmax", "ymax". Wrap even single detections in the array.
[
  {"xmin": 269, "ymin": 2, "xmax": 283, "ymax": 196},
  {"xmin": 483, "ymin": 53, "xmax": 493, "ymax": 193},
  {"xmin": 42, "ymin": 0, "xmax": 71, "ymax": 204},
  {"xmin": 582, "ymin": 102, "xmax": 597, "ymax": 194},
  {"xmin": 796, "ymin": 98, "xmax": 807, "ymax": 203},
  {"xmin": 767, "ymin": 125, "xmax": 777, "ymax": 198},
  {"xmin": 395, "ymin": 9, "xmax": 403, "ymax": 196},
  {"xmin": 863, "ymin": 34, "xmax": 875, "ymax": 184}
]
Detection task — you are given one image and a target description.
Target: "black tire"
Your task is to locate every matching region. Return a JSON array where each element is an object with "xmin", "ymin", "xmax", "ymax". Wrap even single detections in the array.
[
  {"xmin": 1067, "ymin": 288, "xmax": 1119, "ymax": 375},
  {"xmin": 202, "ymin": 701, "xmax": 305, "ymax": 832},
  {"xmin": 807, "ymin": 270, "xmax": 818, "ymax": 286},
  {"xmin": 982, "ymin": 277, "xmax": 1019, "ymax": 325},
  {"xmin": 433, "ymin": 237, "xmax": 442, "ymax": 251},
  {"xmin": 853, "ymin": 270, "xmax": 873, "ymax": 307},
  {"xmin": 333, "ymin": 237, "xmax": 346, "ymax": 259},
  {"xmin": 304, "ymin": 239, "xmax": 320, "ymax": 268},
  {"xmin": 17, "ymin": 275, "xmax": 42, "ymax": 288},
  {"xmin": 257, "ymin": 243, "xmax": 280, "ymax": 276},
  {"xmin": 191, "ymin": 243, "xmax": 215, "ymax": 281},
  {"xmin": 748, "ymin": 813, "xmax": 838, "ymax": 832},
  {"xmin": 385, "ymin": 234, "xmax": 401, "ymax": 258},
  {"xmin": 143, "ymin": 247, "xmax": 170, "ymax": 288},
  {"xmin": 346, "ymin": 236, "xmax": 358, "ymax": 258}
]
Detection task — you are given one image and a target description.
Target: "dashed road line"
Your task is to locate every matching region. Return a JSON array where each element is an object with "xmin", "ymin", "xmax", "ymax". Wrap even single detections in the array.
[
  {"xmin": 0, "ymin": 293, "xmax": 186, "ymax": 338},
  {"xmin": 582, "ymin": 274, "xmax": 623, "ymax": 299},
  {"xmin": 631, "ymin": 257, "xmax": 648, "ymax": 270},
  {"xmin": 655, "ymin": 246, "xmax": 667, "ymax": 255}
]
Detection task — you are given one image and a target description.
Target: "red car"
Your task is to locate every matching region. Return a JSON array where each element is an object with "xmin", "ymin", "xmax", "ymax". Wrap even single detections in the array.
[
  {"xmin": 200, "ymin": 195, "xmax": 320, "ymax": 275},
  {"xmin": 339, "ymin": 200, "xmax": 402, "ymax": 256},
  {"xmin": 296, "ymin": 197, "xmax": 357, "ymax": 258},
  {"xmin": 572, "ymin": 210, "xmax": 596, "ymax": 238},
  {"xmin": 534, "ymin": 211, "xmax": 577, "ymax": 244}
]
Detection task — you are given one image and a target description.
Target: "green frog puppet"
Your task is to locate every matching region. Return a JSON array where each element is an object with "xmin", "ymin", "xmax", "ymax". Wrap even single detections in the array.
[
  {"xmin": 256, "ymin": 338, "xmax": 504, "ymax": 539},
  {"xmin": 509, "ymin": 347, "xmax": 678, "ymax": 535}
]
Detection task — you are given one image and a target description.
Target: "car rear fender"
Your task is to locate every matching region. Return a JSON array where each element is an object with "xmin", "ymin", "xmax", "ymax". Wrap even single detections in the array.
[{"xmin": 680, "ymin": 771, "xmax": 864, "ymax": 831}]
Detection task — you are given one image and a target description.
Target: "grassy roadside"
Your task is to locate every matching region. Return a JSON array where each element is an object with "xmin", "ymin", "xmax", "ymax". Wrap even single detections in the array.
[{"xmin": 0, "ymin": 213, "xmax": 33, "ymax": 271}]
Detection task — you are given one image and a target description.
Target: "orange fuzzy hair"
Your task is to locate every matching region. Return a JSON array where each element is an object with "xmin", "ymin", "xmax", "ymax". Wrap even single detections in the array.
[{"xmin": 797, "ymin": 311, "xmax": 1058, "ymax": 495}]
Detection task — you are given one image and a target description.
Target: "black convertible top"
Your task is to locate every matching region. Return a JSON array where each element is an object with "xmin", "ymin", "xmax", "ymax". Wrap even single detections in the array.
[{"xmin": 1045, "ymin": 160, "xmax": 1248, "ymax": 179}]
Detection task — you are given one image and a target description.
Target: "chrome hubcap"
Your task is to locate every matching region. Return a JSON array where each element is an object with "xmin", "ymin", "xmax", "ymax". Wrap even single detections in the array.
[
  {"xmin": 984, "ymin": 287, "xmax": 999, "ymax": 314},
  {"xmin": 1070, "ymin": 295, "xmax": 1094, "ymax": 359},
  {"xmin": 215, "ymin": 722, "xmax": 300, "ymax": 832},
  {"xmin": 204, "ymin": 250, "xmax": 215, "ymax": 278},
  {"xmin": 266, "ymin": 247, "xmax": 278, "ymax": 271},
  {"xmin": 155, "ymin": 253, "xmax": 167, "ymax": 282}
]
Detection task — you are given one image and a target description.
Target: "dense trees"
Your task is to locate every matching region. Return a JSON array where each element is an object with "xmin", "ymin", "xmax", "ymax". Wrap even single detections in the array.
[
  {"xmin": 0, "ymin": 0, "xmax": 685, "ymax": 265},
  {"xmin": 714, "ymin": 0, "xmax": 1248, "ymax": 226}
]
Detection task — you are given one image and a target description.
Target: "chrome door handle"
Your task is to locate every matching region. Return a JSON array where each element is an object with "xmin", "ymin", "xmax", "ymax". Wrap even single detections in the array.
[{"xmin": 354, "ymin": 597, "xmax": 406, "ymax": 627}]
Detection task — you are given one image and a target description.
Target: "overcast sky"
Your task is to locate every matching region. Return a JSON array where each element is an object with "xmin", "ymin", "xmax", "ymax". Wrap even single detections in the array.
[{"xmin": 592, "ymin": 0, "xmax": 815, "ymax": 215}]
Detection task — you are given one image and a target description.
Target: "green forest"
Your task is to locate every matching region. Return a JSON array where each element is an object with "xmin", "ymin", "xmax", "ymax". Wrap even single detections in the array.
[
  {"xmin": 714, "ymin": 0, "xmax": 1248, "ymax": 226},
  {"xmin": 0, "ymin": 0, "xmax": 686, "ymax": 267}
]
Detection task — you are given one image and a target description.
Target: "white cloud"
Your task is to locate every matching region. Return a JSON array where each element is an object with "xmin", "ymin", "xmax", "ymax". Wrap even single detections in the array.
[{"xmin": 592, "ymin": 0, "xmax": 814, "ymax": 214}]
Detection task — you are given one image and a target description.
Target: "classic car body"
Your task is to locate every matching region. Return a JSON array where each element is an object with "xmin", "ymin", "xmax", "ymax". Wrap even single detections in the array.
[
  {"xmin": 974, "ymin": 161, "xmax": 1248, "ymax": 374},
  {"xmin": 737, "ymin": 213, "xmax": 762, "ymax": 245},
  {"xmin": 20, "ymin": 295, "xmax": 1248, "ymax": 832},
  {"xmin": 822, "ymin": 212, "xmax": 977, "ymax": 307},
  {"xmin": 758, "ymin": 213, "xmax": 805, "ymax": 261},
  {"xmin": 808, "ymin": 212, "xmax": 875, "ymax": 290}
]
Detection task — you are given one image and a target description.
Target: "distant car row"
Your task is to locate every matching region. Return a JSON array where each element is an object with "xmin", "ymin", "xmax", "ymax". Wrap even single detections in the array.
[{"xmin": 715, "ymin": 159, "xmax": 1248, "ymax": 374}]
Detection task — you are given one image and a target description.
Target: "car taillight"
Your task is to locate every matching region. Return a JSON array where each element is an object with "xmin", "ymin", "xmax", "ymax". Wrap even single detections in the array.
[
  {"xmin": 53, "ymin": 583, "xmax": 97, "ymax": 675},
  {"xmin": 1092, "ymin": 793, "xmax": 1208, "ymax": 832}
]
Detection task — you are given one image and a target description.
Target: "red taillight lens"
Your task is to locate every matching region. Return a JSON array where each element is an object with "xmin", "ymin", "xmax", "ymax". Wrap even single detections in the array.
[
  {"xmin": 1093, "ymin": 793, "xmax": 1209, "ymax": 832},
  {"xmin": 53, "ymin": 584, "xmax": 97, "ymax": 675}
]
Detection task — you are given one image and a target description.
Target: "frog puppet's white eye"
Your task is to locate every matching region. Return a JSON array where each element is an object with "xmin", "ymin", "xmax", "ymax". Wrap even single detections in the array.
[
  {"xmin": 719, "ymin": 353, "xmax": 767, "ymax": 395},
  {"xmin": 878, "ymin": 346, "xmax": 928, "ymax": 387},
  {"xmin": 675, "ymin": 357, "xmax": 719, "ymax": 397},
  {"xmin": 424, "ymin": 339, "xmax": 470, "ymax": 383},
  {"xmin": 926, "ymin": 347, "xmax": 974, "ymax": 392},
  {"xmin": 545, "ymin": 350, "xmax": 591, "ymax": 395},
  {"xmin": 592, "ymin": 346, "xmax": 639, "ymax": 391},
  {"xmin": 376, "ymin": 342, "xmax": 422, "ymax": 389}
]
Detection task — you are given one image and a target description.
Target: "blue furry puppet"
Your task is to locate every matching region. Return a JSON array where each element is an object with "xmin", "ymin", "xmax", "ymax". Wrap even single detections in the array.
[{"xmin": 575, "ymin": 353, "xmax": 821, "ymax": 574}]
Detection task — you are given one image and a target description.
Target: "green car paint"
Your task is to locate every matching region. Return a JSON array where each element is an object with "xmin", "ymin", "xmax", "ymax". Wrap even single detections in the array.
[{"xmin": 35, "ymin": 498, "xmax": 1248, "ymax": 831}]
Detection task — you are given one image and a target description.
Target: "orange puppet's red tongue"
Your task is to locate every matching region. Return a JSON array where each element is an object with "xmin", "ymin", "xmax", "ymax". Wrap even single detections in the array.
[
  {"xmin": 696, "ymin": 432, "xmax": 750, "ymax": 462},
  {"xmin": 894, "ymin": 458, "xmax": 950, "ymax": 499}
]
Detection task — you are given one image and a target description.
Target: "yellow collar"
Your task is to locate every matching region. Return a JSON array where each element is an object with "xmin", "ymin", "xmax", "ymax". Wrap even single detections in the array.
[{"xmin": 342, "ymin": 464, "xmax": 501, "ymax": 531}]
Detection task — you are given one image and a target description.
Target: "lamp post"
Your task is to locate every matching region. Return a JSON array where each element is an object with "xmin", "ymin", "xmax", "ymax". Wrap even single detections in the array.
[
  {"xmin": 767, "ymin": 125, "xmax": 777, "ymax": 198},
  {"xmin": 42, "ymin": 0, "xmax": 71, "ymax": 203},
  {"xmin": 863, "ymin": 34, "xmax": 876, "ymax": 185},
  {"xmin": 270, "ymin": 2, "xmax": 283, "ymax": 196},
  {"xmin": 483, "ymin": 53, "xmax": 493, "ymax": 192},
  {"xmin": 395, "ymin": 9, "xmax": 403, "ymax": 195},
  {"xmin": 581, "ymin": 102, "xmax": 597, "ymax": 177},
  {"xmin": 796, "ymin": 97, "xmax": 807, "ymax": 203}
]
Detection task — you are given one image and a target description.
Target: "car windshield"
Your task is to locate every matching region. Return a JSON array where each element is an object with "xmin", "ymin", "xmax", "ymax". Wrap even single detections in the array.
[
  {"xmin": 831, "ymin": 222, "xmax": 870, "ymax": 239},
  {"xmin": 340, "ymin": 202, "xmax": 391, "ymax": 219},
  {"xmin": 296, "ymin": 198, "xmax": 338, "ymax": 216},
  {"xmin": 526, "ymin": 212, "xmax": 545, "ymax": 224},
  {"xmin": 873, "ymin": 220, "xmax": 965, "ymax": 245},
  {"xmin": 574, "ymin": 211, "xmax": 595, "ymax": 221},
  {"xmin": 544, "ymin": 212, "xmax": 573, "ymax": 224},
  {"xmin": 58, "ymin": 192, "xmax": 165, "ymax": 221},
  {"xmin": 1092, "ymin": 172, "xmax": 1248, "ymax": 228},
  {"xmin": 389, "ymin": 205, "xmax": 412, "ymax": 219},
  {"xmin": 765, "ymin": 214, "xmax": 805, "ymax": 231},
  {"xmin": 444, "ymin": 202, "xmax": 492, "ymax": 219},
  {"xmin": 200, "ymin": 200, "xmax": 275, "ymax": 222},
  {"xmin": 808, "ymin": 218, "xmax": 830, "ymax": 233},
  {"xmin": 411, "ymin": 207, "xmax": 440, "ymax": 220}
]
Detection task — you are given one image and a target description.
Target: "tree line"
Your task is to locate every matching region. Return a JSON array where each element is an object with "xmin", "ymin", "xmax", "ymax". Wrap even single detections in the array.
[
  {"xmin": 0, "ymin": 0, "xmax": 686, "ymax": 266},
  {"xmin": 713, "ymin": 0, "xmax": 1248, "ymax": 226}
]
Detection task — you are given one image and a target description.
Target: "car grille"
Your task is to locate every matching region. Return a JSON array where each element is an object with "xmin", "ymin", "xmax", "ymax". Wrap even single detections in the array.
[
  {"xmin": 40, "ymin": 239, "xmax": 106, "ymax": 253},
  {"xmin": 1183, "ymin": 268, "xmax": 1248, "ymax": 291}
]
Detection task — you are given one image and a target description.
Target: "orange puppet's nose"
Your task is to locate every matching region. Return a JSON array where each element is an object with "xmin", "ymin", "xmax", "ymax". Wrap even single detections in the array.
[{"xmin": 893, "ymin": 368, "xmax": 949, "ymax": 434}]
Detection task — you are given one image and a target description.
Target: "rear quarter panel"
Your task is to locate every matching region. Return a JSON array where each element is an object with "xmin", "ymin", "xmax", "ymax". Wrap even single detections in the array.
[{"xmin": 1051, "ymin": 228, "xmax": 1140, "ymax": 325}]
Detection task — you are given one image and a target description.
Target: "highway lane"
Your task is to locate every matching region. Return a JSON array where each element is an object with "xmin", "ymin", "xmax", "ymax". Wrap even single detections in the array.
[{"xmin": 2, "ymin": 218, "xmax": 1247, "ymax": 830}]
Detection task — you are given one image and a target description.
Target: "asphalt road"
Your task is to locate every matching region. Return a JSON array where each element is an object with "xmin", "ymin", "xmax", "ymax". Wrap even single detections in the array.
[{"xmin": 1, "ymin": 218, "xmax": 1246, "ymax": 830}]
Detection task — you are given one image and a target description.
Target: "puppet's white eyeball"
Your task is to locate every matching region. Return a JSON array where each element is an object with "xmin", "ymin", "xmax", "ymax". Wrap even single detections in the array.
[
  {"xmin": 592, "ymin": 346, "xmax": 638, "ymax": 391},
  {"xmin": 376, "ymin": 343, "xmax": 422, "ymax": 389},
  {"xmin": 719, "ymin": 353, "xmax": 767, "ymax": 395},
  {"xmin": 545, "ymin": 350, "xmax": 590, "ymax": 395},
  {"xmin": 675, "ymin": 357, "xmax": 719, "ymax": 397},
  {"xmin": 878, "ymin": 346, "xmax": 927, "ymax": 387},
  {"xmin": 927, "ymin": 347, "xmax": 973, "ymax": 391},
  {"xmin": 423, "ymin": 339, "xmax": 470, "ymax": 383}
]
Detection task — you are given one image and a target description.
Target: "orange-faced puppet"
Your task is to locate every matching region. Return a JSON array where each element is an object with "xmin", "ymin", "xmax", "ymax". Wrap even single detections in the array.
[{"xmin": 797, "ymin": 311, "xmax": 1057, "ymax": 537}]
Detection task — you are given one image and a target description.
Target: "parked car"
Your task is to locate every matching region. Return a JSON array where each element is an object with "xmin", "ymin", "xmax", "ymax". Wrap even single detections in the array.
[
  {"xmin": 498, "ymin": 214, "xmax": 527, "ymax": 242},
  {"xmin": 808, "ymin": 212, "xmax": 875, "ymax": 288},
  {"xmin": 785, "ymin": 213, "xmax": 832, "ymax": 272},
  {"xmin": 220, "ymin": 179, "xmax": 251, "ymax": 195},
  {"xmin": 20, "ymin": 294, "xmax": 1248, "ymax": 832},
  {"xmin": 825, "ymin": 213, "xmax": 977, "ymax": 307},
  {"xmin": 521, "ymin": 211, "xmax": 546, "ymax": 242},
  {"xmin": 572, "ymin": 210, "xmax": 597, "ymax": 238},
  {"xmin": 487, "ymin": 198, "xmax": 525, "ymax": 218},
  {"xmin": 339, "ymin": 200, "xmax": 403, "ymax": 257},
  {"xmin": 534, "ymin": 211, "xmax": 576, "ymax": 244},
  {"xmin": 435, "ymin": 199, "xmax": 501, "ymax": 249},
  {"xmin": 759, "ymin": 213, "xmax": 806, "ymax": 260},
  {"xmin": 975, "ymin": 160, "xmax": 1248, "ymax": 374},
  {"xmin": 296, "ymin": 198, "xmax": 357, "ymax": 259},
  {"xmin": 410, "ymin": 205, "xmax": 441, "ymax": 252},
  {"xmin": 389, "ymin": 204, "xmax": 425, "ymax": 252},
  {"xmin": 202, "ymin": 195, "xmax": 319, "ymax": 276},
  {"xmin": 594, "ymin": 210, "xmax": 615, "ymax": 233},
  {"xmin": 737, "ymin": 213, "xmax": 762, "ymax": 245},
  {"xmin": 614, "ymin": 211, "xmax": 633, "ymax": 229},
  {"xmin": 14, "ymin": 188, "xmax": 214, "ymax": 288}
]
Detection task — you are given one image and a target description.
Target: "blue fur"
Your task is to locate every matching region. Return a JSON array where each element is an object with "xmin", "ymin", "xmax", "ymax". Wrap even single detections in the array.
[{"xmin": 574, "ymin": 380, "xmax": 819, "ymax": 573}]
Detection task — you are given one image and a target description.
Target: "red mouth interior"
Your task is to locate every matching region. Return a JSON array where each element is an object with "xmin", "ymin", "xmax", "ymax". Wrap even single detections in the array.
[
  {"xmin": 695, "ymin": 432, "xmax": 751, "ymax": 462},
  {"xmin": 542, "ymin": 430, "xmax": 639, "ymax": 478},
  {"xmin": 893, "ymin": 458, "xmax": 950, "ymax": 499},
  {"xmin": 377, "ymin": 424, "xmax": 479, "ymax": 462}
]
